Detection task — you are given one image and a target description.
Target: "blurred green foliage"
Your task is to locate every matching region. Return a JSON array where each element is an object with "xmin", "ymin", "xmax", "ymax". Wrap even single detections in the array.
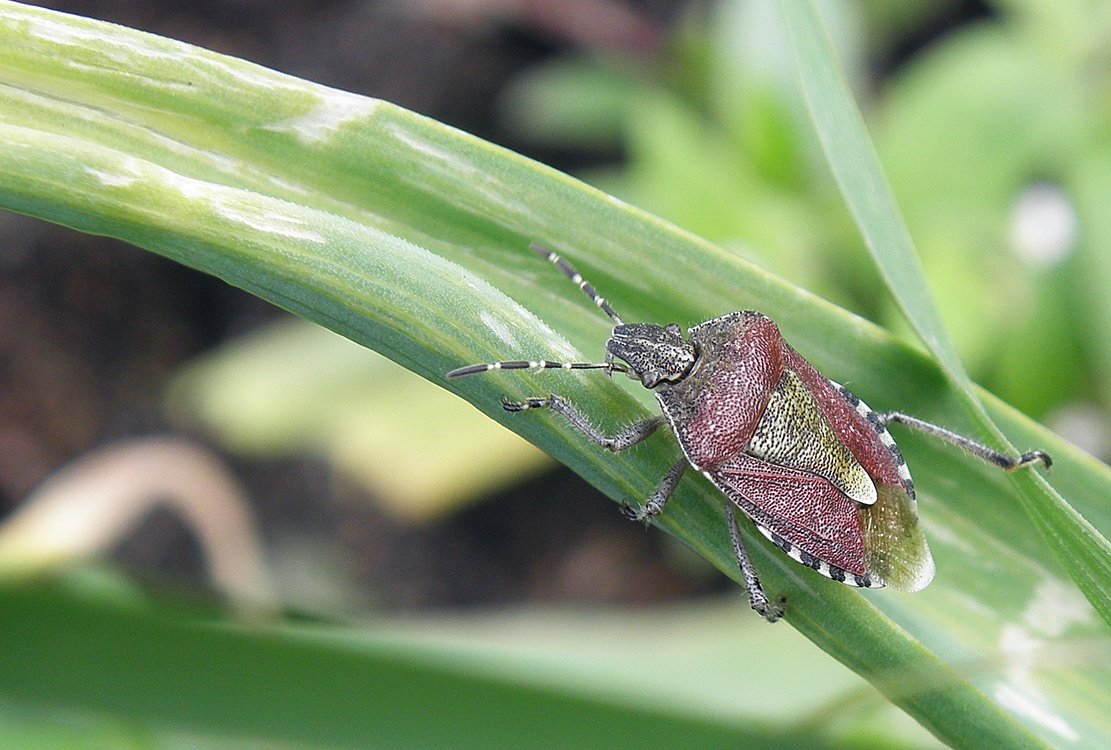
[{"xmin": 501, "ymin": 0, "xmax": 1109, "ymax": 441}]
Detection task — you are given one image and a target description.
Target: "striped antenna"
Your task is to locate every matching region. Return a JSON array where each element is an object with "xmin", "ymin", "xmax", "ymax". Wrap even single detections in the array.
[
  {"xmin": 447, "ymin": 360, "xmax": 627, "ymax": 379},
  {"xmin": 529, "ymin": 243, "xmax": 624, "ymax": 325},
  {"xmin": 447, "ymin": 245, "xmax": 631, "ymax": 381}
]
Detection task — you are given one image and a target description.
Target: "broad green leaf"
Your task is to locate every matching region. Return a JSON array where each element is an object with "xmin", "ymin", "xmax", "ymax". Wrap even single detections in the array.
[
  {"xmin": 0, "ymin": 576, "xmax": 857, "ymax": 750},
  {"xmin": 0, "ymin": 2, "xmax": 1109, "ymax": 748}
]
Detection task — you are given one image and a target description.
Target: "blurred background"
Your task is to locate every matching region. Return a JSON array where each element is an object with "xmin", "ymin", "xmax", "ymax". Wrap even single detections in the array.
[{"xmin": 1, "ymin": 0, "xmax": 1109, "ymax": 744}]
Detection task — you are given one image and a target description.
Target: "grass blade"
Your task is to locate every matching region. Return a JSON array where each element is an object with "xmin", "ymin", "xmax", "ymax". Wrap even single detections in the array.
[
  {"xmin": 776, "ymin": 1, "xmax": 964, "ymax": 384},
  {"xmin": 777, "ymin": 0, "xmax": 1111, "ymax": 631}
]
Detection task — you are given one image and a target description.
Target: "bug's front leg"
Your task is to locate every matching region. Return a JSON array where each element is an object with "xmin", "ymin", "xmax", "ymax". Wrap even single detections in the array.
[
  {"xmin": 620, "ymin": 458, "xmax": 688, "ymax": 522},
  {"xmin": 501, "ymin": 394, "xmax": 664, "ymax": 451},
  {"xmin": 502, "ymin": 394, "xmax": 678, "ymax": 523}
]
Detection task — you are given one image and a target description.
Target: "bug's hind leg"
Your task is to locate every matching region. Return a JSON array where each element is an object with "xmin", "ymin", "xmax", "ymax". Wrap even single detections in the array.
[
  {"xmin": 876, "ymin": 412, "xmax": 1052, "ymax": 471},
  {"xmin": 502, "ymin": 394, "xmax": 664, "ymax": 452},
  {"xmin": 725, "ymin": 504, "xmax": 785, "ymax": 623}
]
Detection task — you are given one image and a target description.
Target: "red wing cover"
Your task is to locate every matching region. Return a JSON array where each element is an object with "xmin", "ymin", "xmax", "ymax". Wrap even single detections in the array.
[{"xmin": 709, "ymin": 452, "xmax": 868, "ymax": 577}]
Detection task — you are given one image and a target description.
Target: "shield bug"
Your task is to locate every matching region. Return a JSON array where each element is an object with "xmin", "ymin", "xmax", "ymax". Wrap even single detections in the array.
[{"xmin": 447, "ymin": 244, "xmax": 1051, "ymax": 621}]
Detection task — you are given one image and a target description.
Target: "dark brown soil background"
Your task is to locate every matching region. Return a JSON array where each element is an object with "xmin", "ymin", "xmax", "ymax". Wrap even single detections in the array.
[{"xmin": 0, "ymin": 1, "xmax": 987, "ymax": 612}]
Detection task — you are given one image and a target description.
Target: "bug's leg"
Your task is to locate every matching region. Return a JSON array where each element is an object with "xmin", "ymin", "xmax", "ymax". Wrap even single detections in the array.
[
  {"xmin": 725, "ymin": 504, "xmax": 785, "ymax": 623},
  {"xmin": 876, "ymin": 412, "xmax": 1052, "ymax": 471},
  {"xmin": 501, "ymin": 394, "xmax": 664, "ymax": 452},
  {"xmin": 620, "ymin": 458, "xmax": 688, "ymax": 522}
]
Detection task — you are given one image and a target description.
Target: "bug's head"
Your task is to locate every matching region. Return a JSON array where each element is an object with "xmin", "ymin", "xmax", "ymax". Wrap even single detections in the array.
[{"xmin": 607, "ymin": 323, "xmax": 696, "ymax": 389}]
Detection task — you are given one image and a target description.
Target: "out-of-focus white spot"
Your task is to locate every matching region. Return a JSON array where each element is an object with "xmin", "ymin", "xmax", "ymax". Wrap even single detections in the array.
[
  {"xmin": 1008, "ymin": 183, "xmax": 1077, "ymax": 268},
  {"xmin": 992, "ymin": 575, "xmax": 1092, "ymax": 742},
  {"xmin": 995, "ymin": 679, "xmax": 1079, "ymax": 742},
  {"xmin": 1022, "ymin": 576, "xmax": 1096, "ymax": 638},
  {"xmin": 1046, "ymin": 402, "xmax": 1110, "ymax": 461}
]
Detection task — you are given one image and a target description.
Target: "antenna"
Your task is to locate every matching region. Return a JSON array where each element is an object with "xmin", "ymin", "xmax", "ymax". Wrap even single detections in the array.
[
  {"xmin": 446, "ymin": 244, "xmax": 627, "ymax": 380},
  {"xmin": 446, "ymin": 360, "xmax": 627, "ymax": 379},
  {"xmin": 529, "ymin": 243, "xmax": 624, "ymax": 325}
]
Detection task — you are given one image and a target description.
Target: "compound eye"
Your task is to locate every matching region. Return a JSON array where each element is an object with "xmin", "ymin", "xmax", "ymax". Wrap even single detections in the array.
[
  {"xmin": 641, "ymin": 371, "xmax": 662, "ymax": 388},
  {"xmin": 665, "ymin": 323, "xmax": 681, "ymax": 335}
]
